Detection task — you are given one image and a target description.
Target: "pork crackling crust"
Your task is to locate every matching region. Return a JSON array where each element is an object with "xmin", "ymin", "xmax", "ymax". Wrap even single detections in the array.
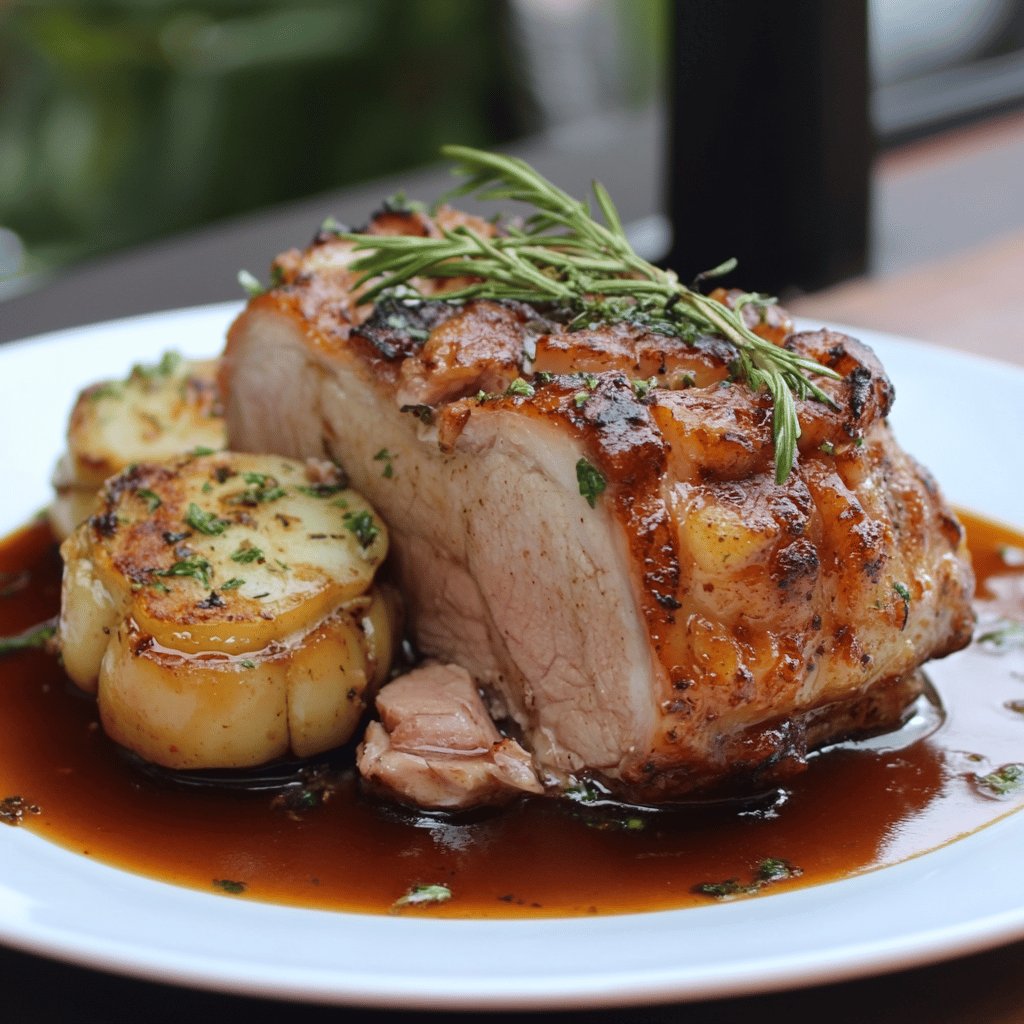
[{"xmin": 220, "ymin": 205, "xmax": 975, "ymax": 802}]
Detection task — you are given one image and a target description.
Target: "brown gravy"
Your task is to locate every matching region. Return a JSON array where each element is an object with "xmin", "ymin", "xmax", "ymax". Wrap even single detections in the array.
[{"xmin": 1, "ymin": 512, "xmax": 1023, "ymax": 918}]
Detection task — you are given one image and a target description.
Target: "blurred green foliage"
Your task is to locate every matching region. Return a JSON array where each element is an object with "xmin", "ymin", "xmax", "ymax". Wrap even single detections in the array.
[
  {"xmin": 0, "ymin": 0, "xmax": 522, "ymax": 275},
  {"xmin": 0, "ymin": 0, "xmax": 665, "ymax": 278}
]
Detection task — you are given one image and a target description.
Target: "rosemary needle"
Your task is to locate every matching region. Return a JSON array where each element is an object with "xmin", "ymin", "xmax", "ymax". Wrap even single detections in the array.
[{"xmin": 343, "ymin": 145, "xmax": 840, "ymax": 483}]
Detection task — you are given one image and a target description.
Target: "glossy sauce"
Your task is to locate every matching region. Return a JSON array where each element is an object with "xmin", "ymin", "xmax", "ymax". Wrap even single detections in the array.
[{"xmin": 1, "ymin": 512, "xmax": 1023, "ymax": 918}]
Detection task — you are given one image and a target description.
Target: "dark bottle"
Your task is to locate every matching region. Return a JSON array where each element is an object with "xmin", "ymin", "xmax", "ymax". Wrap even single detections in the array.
[{"xmin": 665, "ymin": 1, "xmax": 872, "ymax": 296}]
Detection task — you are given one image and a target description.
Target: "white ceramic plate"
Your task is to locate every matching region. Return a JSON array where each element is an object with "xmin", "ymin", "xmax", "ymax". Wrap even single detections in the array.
[{"xmin": 1, "ymin": 303, "xmax": 1023, "ymax": 1010}]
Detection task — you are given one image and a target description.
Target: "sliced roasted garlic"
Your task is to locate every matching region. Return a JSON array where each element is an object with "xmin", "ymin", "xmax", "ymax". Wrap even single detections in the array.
[{"xmin": 58, "ymin": 452, "xmax": 397, "ymax": 768}]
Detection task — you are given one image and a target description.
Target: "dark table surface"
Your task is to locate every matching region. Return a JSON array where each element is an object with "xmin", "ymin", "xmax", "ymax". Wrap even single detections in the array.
[
  {"xmin": 4, "ymin": 111, "xmax": 1024, "ymax": 1023},
  {"xmin": 9, "ymin": 937, "xmax": 1024, "ymax": 1024}
]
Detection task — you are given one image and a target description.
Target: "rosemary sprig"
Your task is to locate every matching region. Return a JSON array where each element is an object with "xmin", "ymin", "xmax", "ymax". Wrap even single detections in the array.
[
  {"xmin": 343, "ymin": 145, "xmax": 840, "ymax": 482},
  {"xmin": 0, "ymin": 618, "xmax": 57, "ymax": 657}
]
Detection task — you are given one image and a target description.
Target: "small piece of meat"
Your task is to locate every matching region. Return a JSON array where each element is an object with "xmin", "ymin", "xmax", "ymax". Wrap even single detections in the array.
[
  {"xmin": 221, "ymin": 207, "xmax": 976, "ymax": 804},
  {"xmin": 357, "ymin": 662, "xmax": 543, "ymax": 810}
]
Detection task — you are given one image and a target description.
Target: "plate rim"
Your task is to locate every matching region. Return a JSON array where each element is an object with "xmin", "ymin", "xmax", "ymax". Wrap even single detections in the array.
[{"xmin": 1, "ymin": 301, "xmax": 1023, "ymax": 1009}]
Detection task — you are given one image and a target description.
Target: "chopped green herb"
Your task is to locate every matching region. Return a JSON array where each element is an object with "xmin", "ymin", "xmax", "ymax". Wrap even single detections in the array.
[
  {"xmin": 0, "ymin": 621, "xmax": 56, "ymax": 656},
  {"xmin": 819, "ymin": 441, "xmax": 835, "ymax": 456},
  {"xmin": 694, "ymin": 858, "xmax": 802, "ymax": 899},
  {"xmin": 381, "ymin": 191, "xmax": 426, "ymax": 215},
  {"xmin": 230, "ymin": 545, "xmax": 264, "ymax": 564},
  {"xmin": 136, "ymin": 489, "xmax": 162, "ymax": 512},
  {"xmin": 343, "ymin": 509, "xmax": 380, "ymax": 548},
  {"xmin": 573, "ymin": 390, "xmax": 590, "ymax": 408},
  {"xmin": 88, "ymin": 381, "xmax": 124, "ymax": 402},
  {"xmin": 213, "ymin": 878, "xmax": 247, "ymax": 895},
  {"xmin": 976, "ymin": 619, "xmax": 1024, "ymax": 649},
  {"xmin": 320, "ymin": 215, "xmax": 346, "ymax": 236},
  {"xmin": 506, "ymin": 377, "xmax": 535, "ymax": 398},
  {"xmin": 230, "ymin": 474, "xmax": 286, "ymax": 505},
  {"xmin": 373, "ymin": 448, "xmax": 395, "ymax": 478},
  {"xmin": 258, "ymin": 488, "xmax": 289, "ymax": 504},
  {"xmin": 976, "ymin": 763, "xmax": 1024, "ymax": 797},
  {"xmin": 575, "ymin": 457, "xmax": 606, "ymax": 508},
  {"xmin": 237, "ymin": 269, "xmax": 265, "ymax": 298},
  {"xmin": 240, "ymin": 659, "xmax": 256, "ymax": 670},
  {"xmin": 391, "ymin": 883, "xmax": 452, "ymax": 911},
  {"xmin": 631, "ymin": 377, "xmax": 657, "ymax": 399},
  {"xmin": 185, "ymin": 502, "xmax": 228, "ymax": 536},
  {"xmin": 155, "ymin": 557, "xmax": 213, "ymax": 588},
  {"xmin": 296, "ymin": 483, "xmax": 345, "ymax": 498},
  {"xmin": 221, "ymin": 578, "xmax": 245, "ymax": 591},
  {"xmin": 190, "ymin": 446, "xmax": 216, "ymax": 457},
  {"xmin": 893, "ymin": 581, "xmax": 911, "ymax": 629},
  {"xmin": 158, "ymin": 351, "xmax": 182, "ymax": 375},
  {"xmin": 756, "ymin": 858, "xmax": 799, "ymax": 882},
  {"xmin": 132, "ymin": 351, "xmax": 182, "ymax": 381}
]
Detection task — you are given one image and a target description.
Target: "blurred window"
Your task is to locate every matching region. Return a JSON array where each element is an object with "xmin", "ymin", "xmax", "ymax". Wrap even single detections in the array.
[{"xmin": 871, "ymin": 0, "xmax": 1024, "ymax": 142}]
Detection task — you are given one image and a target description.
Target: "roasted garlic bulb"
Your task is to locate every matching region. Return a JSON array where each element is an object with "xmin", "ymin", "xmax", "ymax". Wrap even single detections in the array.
[
  {"xmin": 49, "ymin": 352, "xmax": 225, "ymax": 540},
  {"xmin": 58, "ymin": 452, "xmax": 399, "ymax": 769}
]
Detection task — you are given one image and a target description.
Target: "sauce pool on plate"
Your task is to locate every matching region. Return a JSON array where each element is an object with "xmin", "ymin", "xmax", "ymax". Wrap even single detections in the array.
[{"xmin": 1, "ymin": 511, "xmax": 1023, "ymax": 918}]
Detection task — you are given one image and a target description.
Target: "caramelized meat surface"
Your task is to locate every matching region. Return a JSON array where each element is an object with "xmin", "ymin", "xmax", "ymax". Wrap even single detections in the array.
[{"xmin": 221, "ymin": 208, "xmax": 975, "ymax": 802}]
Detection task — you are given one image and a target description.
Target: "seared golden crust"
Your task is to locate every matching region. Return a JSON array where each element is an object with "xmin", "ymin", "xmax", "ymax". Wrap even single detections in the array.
[
  {"xmin": 434, "ymin": 363, "xmax": 974, "ymax": 795},
  {"xmin": 89, "ymin": 454, "xmax": 386, "ymax": 636},
  {"xmin": 57, "ymin": 452, "xmax": 397, "ymax": 769},
  {"xmin": 222, "ymin": 209, "xmax": 975, "ymax": 800},
  {"xmin": 49, "ymin": 355, "xmax": 226, "ymax": 540}
]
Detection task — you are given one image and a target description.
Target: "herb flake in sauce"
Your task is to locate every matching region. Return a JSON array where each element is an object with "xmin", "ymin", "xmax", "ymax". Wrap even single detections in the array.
[{"xmin": 391, "ymin": 883, "xmax": 452, "ymax": 912}]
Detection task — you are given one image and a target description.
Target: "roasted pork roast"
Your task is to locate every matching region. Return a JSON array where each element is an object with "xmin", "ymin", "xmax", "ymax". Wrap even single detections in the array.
[{"xmin": 220, "ymin": 207, "xmax": 974, "ymax": 804}]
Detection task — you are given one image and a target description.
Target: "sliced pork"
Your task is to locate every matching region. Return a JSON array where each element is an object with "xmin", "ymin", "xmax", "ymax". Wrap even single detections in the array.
[
  {"xmin": 357, "ymin": 662, "xmax": 542, "ymax": 810},
  {"xmin": 220, "ymin": 207, "xmax": 975, "ymax": 803}
]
